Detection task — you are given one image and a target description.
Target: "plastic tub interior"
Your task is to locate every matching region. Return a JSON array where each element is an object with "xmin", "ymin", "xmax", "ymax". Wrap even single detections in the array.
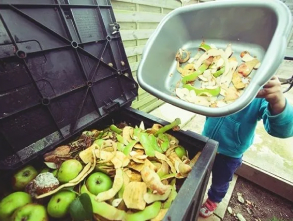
[{"xmin": 137, "ymin": 0, "xmax": 292, "ymax": 117}]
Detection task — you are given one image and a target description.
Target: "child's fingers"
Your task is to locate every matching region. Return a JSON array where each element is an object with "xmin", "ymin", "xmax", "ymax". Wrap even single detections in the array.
[
  {"xmin": 263, "ymin": 76, "xmax": 281, "ymax": 88},
  {"xmin": 256, "ymin": 86, "xmax": 280, "ymax": 98}
]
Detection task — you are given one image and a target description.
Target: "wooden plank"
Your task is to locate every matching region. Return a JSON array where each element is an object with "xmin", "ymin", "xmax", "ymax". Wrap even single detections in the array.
[
  {"xmin": 236, "ymin": 161, "xmax": 293, "ymax": 202},
  {"xmin": 139, "ymin": 99, "xmax": 165, "ymax": 113},
  {"xmin": 119, "ymin": 22, "xmax": 137, "ymax": 30},
  {"xmin": 122, "ymin": 40, "xmax": 137, "ymax": 47},
  {"xmin": 129, "ymin": 62, "xmax": 139, "ymax": 72},
  {"xmin": 112, "ymin": 0, "xmax": 181, "ymax": 9},
  {"xmin": 163, "ymin": 8, "xmax": 174, "ymax": 14},
  {"xmin": 111, "ymin": 1, "xmax": 136, "ymax": 11},
  {"xmin": 138, "ymin": 39, "xmax": 148, "ymax": 46},
  {"xmin": 138, "ymin": 91, "xmax": 156, "ymax": 100},
  {"xmin": 138, "ymin": 23, "xmax": 159, "ymax": 30},
  {"xmin": 138, "ymin": 92, "xmax": 155, "ymax": 101},
  {"xmin": 139, "ymin": 4, "xmax": 161, "ymax": 13},
  {"xmin": 127, "ymin": 55, "xmax": 137, "ymax": 63},
  {"xmin": 131, "ymin": 94, "xmax": 157, "ymax": 108},
  {"xmin": 138, "ymin": 87, "xmax": 145, "ymax": 95},
  {"xmin": 120, "ymin": 29, "xmax": 154, "ymax": 41},
  {"xmin": 114, "ymin": 10, "xmax": 166, "ymax": 23},
  {"xmin": 111, "ymin": 0, "xmax": 175, "ymax": 112},
  {"xmin": 125, "ymin": 45, "xmax": 145, "ymax": 57}
]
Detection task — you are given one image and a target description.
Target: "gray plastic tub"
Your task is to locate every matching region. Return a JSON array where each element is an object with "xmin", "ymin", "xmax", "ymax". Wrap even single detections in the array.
[{"xmin": 137, "ymin": 0, "xmax": 292, "ymax": 117}]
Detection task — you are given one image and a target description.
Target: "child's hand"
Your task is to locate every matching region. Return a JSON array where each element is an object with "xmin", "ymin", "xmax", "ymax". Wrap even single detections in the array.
[{"xmin": 256, "ymin": 76, "xmax": 286, "ymax": 115}]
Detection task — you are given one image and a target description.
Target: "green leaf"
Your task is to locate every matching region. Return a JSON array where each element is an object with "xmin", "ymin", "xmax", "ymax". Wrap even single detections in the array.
[
  {"xmin": 69, "ymin": 193, "xmax": 93, "ymax": 221},
  {"xmin": 62, "ymin": 187, "xmax": 80, "ymax": 196}
]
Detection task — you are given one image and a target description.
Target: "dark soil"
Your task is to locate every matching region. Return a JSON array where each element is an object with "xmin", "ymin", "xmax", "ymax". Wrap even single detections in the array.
[{"xmin": 223, "ymin": 177, "xmax": 293, "ymax": 221}]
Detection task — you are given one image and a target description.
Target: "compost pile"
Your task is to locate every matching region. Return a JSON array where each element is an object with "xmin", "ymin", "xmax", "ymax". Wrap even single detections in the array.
[
  {"xmin": 175, "ymin": 41, "xmax": 262, "ymax": 107},
  {"xmin": 0, "ymin": 119, "xmax": 201, "ymax": 221}
]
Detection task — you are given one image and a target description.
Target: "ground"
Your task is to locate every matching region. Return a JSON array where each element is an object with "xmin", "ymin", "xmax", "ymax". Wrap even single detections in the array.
[{"xmin": 223, "ymin": 177, "xmax": 293, "ymax": 221}]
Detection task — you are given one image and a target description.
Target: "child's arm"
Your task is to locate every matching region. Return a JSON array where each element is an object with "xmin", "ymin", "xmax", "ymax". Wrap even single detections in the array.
[
  {"xmin": 257, "ymin": 76, "xmax": 293, "ymax": 138},
  {"xmin": 256, "ymin": 76, "xmax": 286, "ymax": 115}
]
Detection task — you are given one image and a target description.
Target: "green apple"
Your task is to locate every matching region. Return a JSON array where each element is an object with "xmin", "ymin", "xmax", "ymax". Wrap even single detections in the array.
[
  {"xmin": 57, "ymin": 159, "xmax": 83, "ymax": 183},
  {"xmin": 174, "ymin": 146, "xmax": 187, "ymax": 159},
  {"xmin": 11, "ymin": 203, "xmax": 48, "ymax": 221},
  {"xmin": 0, "ymin": 192, "xmax": 32, "ymax": 221},
  {"xmin": 86, "ymin": 172, "xmax": 113, "ymax": 195},
  {"xmin": 47, "ymin": 190, "xmax": 76, "ymax": 218},
  {"xmin": 12, "ymin": 165, "xmax": 38, "ymax": 190},
  {"xmin": 52, "ymin": 169, "xmax": 58, "ymax": 177}
]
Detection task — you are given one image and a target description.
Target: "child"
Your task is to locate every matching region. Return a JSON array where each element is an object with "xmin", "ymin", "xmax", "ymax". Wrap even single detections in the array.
[{"xmin": 199, "ymin": 76, "xmax": 293, "ymax": 218}]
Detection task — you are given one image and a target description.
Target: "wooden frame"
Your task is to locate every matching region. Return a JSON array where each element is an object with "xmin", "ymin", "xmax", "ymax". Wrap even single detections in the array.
[{"xmin": 236, "ymin": 161, "xmax": 293, "ymax": 202}]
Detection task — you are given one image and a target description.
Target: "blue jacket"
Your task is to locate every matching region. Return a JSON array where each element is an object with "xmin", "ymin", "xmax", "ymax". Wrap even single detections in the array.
[{"xmin": 202, "ymin": 98, "xmax": 293, "ymax": 158}]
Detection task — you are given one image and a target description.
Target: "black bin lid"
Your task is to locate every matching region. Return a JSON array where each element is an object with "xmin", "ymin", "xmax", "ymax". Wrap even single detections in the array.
[{"xmin": 0, "ymin": 0, "xmax": 138, "ymax": 170}]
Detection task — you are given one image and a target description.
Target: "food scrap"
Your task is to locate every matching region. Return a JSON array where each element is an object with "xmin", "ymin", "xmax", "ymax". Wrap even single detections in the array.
[
  {"xmin": 175, "ymin": 42, "xmax": 261, "ymax": 108},
  {"xmin": 0, "ymin": 118, "xmax": 202, "ymax": 221}
]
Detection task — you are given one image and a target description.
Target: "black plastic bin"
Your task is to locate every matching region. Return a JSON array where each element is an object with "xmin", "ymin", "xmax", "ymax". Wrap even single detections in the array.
[{"xmin": 0, "ymin": 1, "xmax": 218, "ymax": 220}]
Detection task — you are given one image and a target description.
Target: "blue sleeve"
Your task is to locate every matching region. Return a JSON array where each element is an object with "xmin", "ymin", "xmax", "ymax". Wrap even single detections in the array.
[{"xmin": 259, "ymin": 99, "xmax": 293, "ymax": 138}]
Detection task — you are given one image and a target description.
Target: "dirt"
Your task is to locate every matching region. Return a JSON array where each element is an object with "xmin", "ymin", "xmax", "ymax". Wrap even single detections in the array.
[{"xmin": 223, "ymin": 177, "xmax": 293, "ymax": 221}]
